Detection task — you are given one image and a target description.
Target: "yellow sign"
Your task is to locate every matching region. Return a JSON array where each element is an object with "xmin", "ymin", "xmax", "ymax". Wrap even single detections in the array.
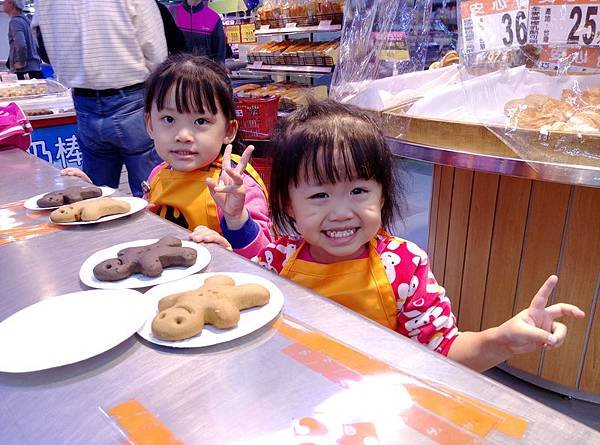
[
  {"xmin": 225, "ymin": 25, "xmax": 241, "ymax": 44},
  {"xmin": 240, "ymin": 23, "xmax": 257, "ymax": 44},
  {"xmin": 209, "ymin": 0, "xmax": 247, "ymax": 14}
]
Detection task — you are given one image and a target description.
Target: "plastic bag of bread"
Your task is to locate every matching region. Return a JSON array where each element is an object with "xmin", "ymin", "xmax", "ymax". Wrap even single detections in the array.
[{"xmin": 449, "ymin": 1, "xmax": 600, "ymax": 166}]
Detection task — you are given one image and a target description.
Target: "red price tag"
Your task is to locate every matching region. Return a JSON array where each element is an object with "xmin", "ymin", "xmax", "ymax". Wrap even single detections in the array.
[
  {"xmin": 460, "ymin": 0, "xmax": 529, "ymax": 54},
  {"xmin": 528, "ymin": 0, "xmax": 599, "ymax": 47}
]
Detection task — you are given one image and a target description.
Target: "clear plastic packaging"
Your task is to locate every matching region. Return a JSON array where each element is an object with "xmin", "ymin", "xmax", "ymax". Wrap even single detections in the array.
[
  {"xmin": 330, "ymin": 0, "xmax": 440, "ymax": 107},
  {"xmin": 452, "ymin": 0, "xmax": 600, "ymax": 166}
]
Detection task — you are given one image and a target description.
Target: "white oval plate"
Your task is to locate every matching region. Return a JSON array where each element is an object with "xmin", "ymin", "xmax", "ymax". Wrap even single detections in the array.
[
  {"xmin": 137, "ymin": 272, "xmax": 284, "ymax": 348},
  {"xmin": 24, "ymin": 186, "xmax": 115, "ymax": 211},
  {"xmin": 0, "ymin": 289, "xmax": 148, "ymax": 373},
  {"xmin": 80, "ymin": 239, "xmax": 211, "ymax": 290},
  {"xmin": 49, "ymin": 197, "xmax": 147, "ymax": 225}
]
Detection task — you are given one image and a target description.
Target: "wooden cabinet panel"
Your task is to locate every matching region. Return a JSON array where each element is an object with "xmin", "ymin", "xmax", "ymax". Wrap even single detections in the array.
[
  {"xmin": 458, "ymin": 172, "xmax": 499, "ymax": 332},
  {"xmin": 542, "ymin": 186, "xmax": 600, "ymax": 388},
  {"xmin": 507, "ymin": 181, "xmax": 571, "ymax": 375},
  {"xmin": 443, "ymin": 168, "xmax": 474, "ymax": 314},
  {"xmin": 481, "ymin": 176, "xmax": 531, "ymax": 330}
]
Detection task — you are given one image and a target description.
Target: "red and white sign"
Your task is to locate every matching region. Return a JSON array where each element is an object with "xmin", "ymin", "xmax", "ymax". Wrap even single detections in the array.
[
  {"xmin": 460, "ymin": 0, "xmax": 530, "ymax": 54},
  {"xmin": 528, "ymin": 0, "xmax": 599, "ymax": 47}
]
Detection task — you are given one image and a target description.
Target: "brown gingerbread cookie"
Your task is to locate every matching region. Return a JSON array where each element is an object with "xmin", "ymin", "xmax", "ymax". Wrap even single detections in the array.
[
  {"xmin": 151, "ymin": 275, "xmax": 271, "ymax": 341},
  {"xmin": 93, "ymin": 236, "xmax": 197, "ymax": 282},
  {"xmin": 37, "ymin": 186, "xmax": 103, "ymax": 208},
  {"xmin": 50, "ymin": 197, "xmax": 131, "ymax": 223}
]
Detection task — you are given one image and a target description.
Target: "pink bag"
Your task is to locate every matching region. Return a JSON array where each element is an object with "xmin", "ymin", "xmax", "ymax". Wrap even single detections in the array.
[{"xmin": 0, "ymin": 102, "xmax": 32, "ymax": 151}]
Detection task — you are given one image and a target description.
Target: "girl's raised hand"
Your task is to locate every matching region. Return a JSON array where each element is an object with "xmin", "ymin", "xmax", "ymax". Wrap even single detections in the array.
[
  {"xmin": 207, "ymin": 144, "xmax": 255, "ymax": 229},
  {"xmin": 495, "ymin": 275, "xmax": 585, "ymax": 355},
  {"xmin": 190, "ymin": 225, "xmax": 232, "ymax": 250}
]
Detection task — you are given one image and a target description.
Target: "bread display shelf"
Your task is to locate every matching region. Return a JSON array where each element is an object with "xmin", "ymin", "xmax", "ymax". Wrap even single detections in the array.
[
  {"xmin": 255, "ymin": 23, "xmax": 342, "ymax": 36},
  {"xmin": 380, "ymin": 108, "xmax": 600, "ymax": 188},
  {"xmin": 244, "ymin": 64, "xmax": 334, "ymax": 75}
]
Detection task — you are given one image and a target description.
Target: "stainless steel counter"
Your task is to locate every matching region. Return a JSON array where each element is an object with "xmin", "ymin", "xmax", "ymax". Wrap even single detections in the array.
[
  {"xmin": 1, "ymin": 149, "xmax": 598, "ymax": 444},
  {"xmin": 386, "ymin": 138, "xmax": 600, "ymax": 189}
]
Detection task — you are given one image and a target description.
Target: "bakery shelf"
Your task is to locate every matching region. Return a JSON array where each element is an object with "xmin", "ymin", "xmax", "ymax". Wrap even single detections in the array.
[
  {"xmin": 242, "ymin": 64, "xmax": 334, "ymax": 76},
  {"xmin": 255, "ymin": 23, "xmax": 342, "ymax": 37}
]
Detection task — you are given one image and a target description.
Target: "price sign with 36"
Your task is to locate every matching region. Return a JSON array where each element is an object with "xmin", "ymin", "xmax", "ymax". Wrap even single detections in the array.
[
  {"xmin": 460, "ymin": 0, "xmax": 529, "ymax": 54},
  {"xmin": 528, "ymin": 0, "xmax": 599, "ymax": 47}
]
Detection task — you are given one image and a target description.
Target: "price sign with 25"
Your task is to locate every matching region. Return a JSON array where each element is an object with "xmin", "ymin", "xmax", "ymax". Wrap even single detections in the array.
[
  {"xmin": 460, "ymin": 0, "xmax": 529, "ymax": 54},
  {"xmin": 528, "ymin": 0, "xmax": 599, "ymax": 47}
]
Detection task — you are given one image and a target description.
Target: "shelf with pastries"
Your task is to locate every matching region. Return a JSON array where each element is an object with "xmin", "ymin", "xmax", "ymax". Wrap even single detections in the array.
[
  {"xmin": 246, "ymin": 39, "xmax": 339, "ymax": 74},
  {"xmin": 234, "ymin": 81, "xmax": 328, "ymax": 112},
  {"xmin": 255, "ymin": 22, "xmax": 342, "ymax": 37},
  {"xmin": 0, "ymin": 78, "xmax": 67, "ymax": 101},
  {"xmin": 0, "ymin": 78, "xmax": 76, "ymax": 122},
  {"xmin": 255, "ymin": 0, "xmax": 344, "ymax": 30}
]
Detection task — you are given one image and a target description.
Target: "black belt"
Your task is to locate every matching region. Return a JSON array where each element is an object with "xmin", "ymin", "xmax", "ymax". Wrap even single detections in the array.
[{"xmin": 73, "ymin": 82, "xmax": 145, "ymax": 97}]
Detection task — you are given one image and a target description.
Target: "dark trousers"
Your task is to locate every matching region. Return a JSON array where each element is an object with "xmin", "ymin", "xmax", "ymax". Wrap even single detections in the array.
[{"xmin": 16, "ymin": 71, "xmax": 44, "ymax": 80}]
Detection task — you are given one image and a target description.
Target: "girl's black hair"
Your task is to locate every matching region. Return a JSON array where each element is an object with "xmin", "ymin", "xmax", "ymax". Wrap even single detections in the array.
[
  {"xmin": 144, "ymin": 53, "xmax": 242, "ymax": 152},
  {"xmin": 270, "ymin": 98, "xmax": 404, "ymax": 235}
]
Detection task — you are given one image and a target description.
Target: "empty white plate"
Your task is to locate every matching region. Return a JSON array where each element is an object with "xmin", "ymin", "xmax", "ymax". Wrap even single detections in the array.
[
  {"xmin": 24, "ymin": 186, "xmax": 115, "ymax": 211},
  {"xmin": 49, "ymin": 197, "xmax": 148, "ymax": 225},
  {"xmin": 80, "ymin": 239, "xmax": 211, "ymax": 290},
  {"xmin": 0, "ymin": 289, "xmax": 148, "ymax": 373},
  {"xmin": 137, "ymin": 272, "xmax": 284, "ymax": 348}
]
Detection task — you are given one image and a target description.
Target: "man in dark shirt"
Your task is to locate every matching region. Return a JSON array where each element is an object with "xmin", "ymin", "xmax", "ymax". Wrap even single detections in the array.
[{"xmin": 155, "ymin": 1, "xmax": 186, "ymax": 54}]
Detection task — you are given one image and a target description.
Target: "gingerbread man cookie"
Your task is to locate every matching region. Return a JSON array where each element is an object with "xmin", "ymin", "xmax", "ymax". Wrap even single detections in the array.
[
  {"xmin": 93, "ymin": 236, "xmax": 197, "ymax": 282},
  {"xmin": 50, "ymin": 197, "xmax": 130, "ymax": 223},
  {"xmin": 36, "ymin": 186, "xmax": 103, "ymax": 208},
  {"xmin": 151, "ymin": 275, "xmax": 270, "ymax": 341}
]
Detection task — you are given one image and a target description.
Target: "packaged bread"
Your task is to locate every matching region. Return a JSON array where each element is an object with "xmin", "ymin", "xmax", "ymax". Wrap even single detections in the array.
[{"xmin": 504, "ymin": 89, "xmax": 600, "ymax": 134}]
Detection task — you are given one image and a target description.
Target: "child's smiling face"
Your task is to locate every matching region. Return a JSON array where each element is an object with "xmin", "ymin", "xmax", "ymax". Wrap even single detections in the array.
[
  {"xmin": 146, "ymin": 87, "xmax": 237, "ymax": 172},
  {"xmin": 287, "ymin": 171, "xmax": 383, "ymax": 264}
]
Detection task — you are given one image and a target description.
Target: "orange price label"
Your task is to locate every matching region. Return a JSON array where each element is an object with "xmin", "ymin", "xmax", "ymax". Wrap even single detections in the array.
[
  {"xmin": 460, "ymin": 0, "xmax": 529, "ymax": 54},
  {"xmin": 240, "ymin": 23, "xmax": 257, "ymax": 44},
  {"xmin": 528, "ymin": 0, "xmax": 599, "ymax": 47},
  {"xmin": 224, "ymin": 24, "xmax": 241, "ymax": 44},
  {"xmin": 537, "ymin": 45, "xmax": 600, "ymax": 72}
]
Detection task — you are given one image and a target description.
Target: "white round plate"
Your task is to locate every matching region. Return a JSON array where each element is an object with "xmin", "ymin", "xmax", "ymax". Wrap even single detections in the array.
[
  {"xmin": 24, "ymin": 186, "xmax": 115, "ymax": 211},
  {"xmin": 80, "ymin": 239, "xmax": 211, "ymax": 290},
  {"xmin": 0, "ymin": 289, "xmax": 148, "ymax": 373},
  {"xmin": 49, "ymin": 197, "xmax": 147, "ymax": 225},
  {"xmin": 137, "ymin": 272, "xmax": 284, "ymax": 348}
]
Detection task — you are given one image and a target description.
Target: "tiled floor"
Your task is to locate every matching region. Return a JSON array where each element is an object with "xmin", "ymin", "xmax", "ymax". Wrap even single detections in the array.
[{"xmin": 121, "ymin": 160, "xmax": 600, "ymax": 430}]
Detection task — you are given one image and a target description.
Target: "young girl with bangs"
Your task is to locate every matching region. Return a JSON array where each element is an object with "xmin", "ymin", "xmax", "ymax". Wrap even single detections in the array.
[
  {"xmin": 64, "ymin": 54, "xmax": 272, "ymax": 258},
  {"xmin": 204, "ymin": 98, "xmax": 585, "ymax": 372}
]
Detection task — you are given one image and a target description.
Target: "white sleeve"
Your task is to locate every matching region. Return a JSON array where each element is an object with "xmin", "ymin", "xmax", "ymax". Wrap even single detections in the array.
[{"xmin": 130, "ymin": 0, "xmax": 168, "ymax": 71}]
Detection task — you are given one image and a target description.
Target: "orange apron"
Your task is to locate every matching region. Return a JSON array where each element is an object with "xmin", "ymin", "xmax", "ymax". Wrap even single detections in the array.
[
  {"xmin": 146, "ymin": 155, "xmax": 268, "ymax": 232},
  {"xmin": 281, "ymin": 237, "xmax": 398, "ymax": 330}
]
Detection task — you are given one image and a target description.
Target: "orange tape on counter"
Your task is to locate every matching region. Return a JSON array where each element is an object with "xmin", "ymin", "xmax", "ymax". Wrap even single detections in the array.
[
  {"xmin": 276, "ymin": 316, "xmax": 528, "ymax": 440},
  {"xmin": 0, "ymin": 200, "xmax": 61, "ymax": 245},
  {"xmin": 107, "ymin": 399, "xmax": 183, "ymax": 445}
]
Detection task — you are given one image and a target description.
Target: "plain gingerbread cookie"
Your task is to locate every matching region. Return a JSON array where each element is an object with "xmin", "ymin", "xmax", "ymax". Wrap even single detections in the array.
[{"xmin": 151, "ymin": 275, "xmax": 270, "ymax": 341}]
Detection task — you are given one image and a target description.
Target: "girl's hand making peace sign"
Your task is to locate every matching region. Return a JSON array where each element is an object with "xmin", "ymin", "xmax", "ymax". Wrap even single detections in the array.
[
  {"xmin": 495, "ymin": 275, "xmax": 585, "ymax": 354},
  {"xmin": 207, "ymin": 144, "xmax": 255, "ymax": 230}
]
